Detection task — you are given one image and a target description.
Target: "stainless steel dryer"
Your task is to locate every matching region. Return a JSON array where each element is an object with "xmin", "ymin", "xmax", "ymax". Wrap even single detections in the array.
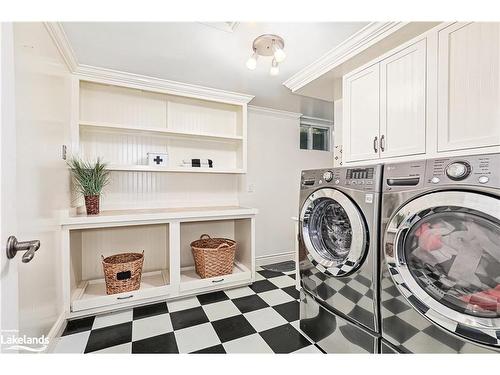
[
  {"xmin": 381, "ymin": 153, "xmax": 500, "ymax": 353},
  {"xmin": 298, "ymin": 165, "xmax": 383, "ymax": 352}
]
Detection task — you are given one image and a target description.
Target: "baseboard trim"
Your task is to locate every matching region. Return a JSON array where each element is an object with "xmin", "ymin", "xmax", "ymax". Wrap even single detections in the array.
[
  {"xmin": 45, "ymin": 312, "xmax": 67, "ymax": 353},
  {"xmin": 256, "ymin": 251, "xmax": 295, "ymax": 266}
]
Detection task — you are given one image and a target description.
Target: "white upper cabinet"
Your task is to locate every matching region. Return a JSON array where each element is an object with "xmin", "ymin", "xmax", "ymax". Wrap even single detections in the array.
[
  {"xmin": 343, "ymin": 64, "xmax": 380, "ymax": 162},
  {"xmin": 437, "ymin": 22, "xmax": 500, "ymax": 152},
  {"xmin": 342, "ymin": 39, "xmax": 427, "ymax": 163},
  {"xmin": 380, "ymin": 39, "xmax": 426, "ymax": 158}
]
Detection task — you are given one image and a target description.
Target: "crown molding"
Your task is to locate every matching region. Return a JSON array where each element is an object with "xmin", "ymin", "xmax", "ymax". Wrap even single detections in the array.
[
  {"xmin": 75, "ymin": 64, "xmax": 254, "ymax": 105},
  {"xmin": 43, "ymin": 22, "xmax": 254, "ymax": 105},
  {"xmin": 44, "ymin": 22, "xmax": 78, "ymax": 72},
  {"xmin": 248, "ymin": 105, "xmax": 302, "ymax": 120},
  {"xmin": 283, "ymin": 22, "xmax": 408, "ymax": 92}
]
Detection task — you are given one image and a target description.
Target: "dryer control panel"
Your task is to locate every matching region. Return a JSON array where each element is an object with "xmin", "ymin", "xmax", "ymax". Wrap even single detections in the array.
[
  {"xmin": 426, "ymin": 154, "xmax": 500, "ymax": 187},
  {"xmin": 301, "ymin": 165, "xmax": 382, "ymax": 192}
]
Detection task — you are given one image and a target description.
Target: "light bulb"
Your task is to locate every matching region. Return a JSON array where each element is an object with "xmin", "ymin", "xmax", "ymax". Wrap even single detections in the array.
[
  {"xmin": 270, "ymin": 58, "xmax": 279, "ymax": 76},
  {"xmin": 273, "ymin": 42, "xmax": 286, "ymax": 63},
  {"xmin": 246, "ymin": 52, "xmax": 258, "ymax": 70}
]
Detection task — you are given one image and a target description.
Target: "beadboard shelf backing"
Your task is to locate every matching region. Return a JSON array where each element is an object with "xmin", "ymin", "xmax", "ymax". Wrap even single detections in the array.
[{"xmin": 76, "ymin": 80, "xmax": 247, "ymax": 175}]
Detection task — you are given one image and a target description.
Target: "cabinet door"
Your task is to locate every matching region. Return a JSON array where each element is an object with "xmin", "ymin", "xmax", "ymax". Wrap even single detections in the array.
[
  {"xmin": 343, "ymin": 64, "xmax": 380, "ymax": 162},
  {"xmin": 380, "ymin": 39, "xmax": 426, "ymax": 158},
  {"xmin": 437, "ymin": 22, "xmax": 500, "ymax": 152}
]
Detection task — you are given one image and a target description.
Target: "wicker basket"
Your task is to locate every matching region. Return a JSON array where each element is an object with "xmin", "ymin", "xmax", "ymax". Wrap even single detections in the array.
[
  {"xmin": 190, "ymin": 234, "xmax": 236, "ymax": 278},
  {"xmin": 101, "ymin": 251, "xmax": 144, "ymax": 295}
]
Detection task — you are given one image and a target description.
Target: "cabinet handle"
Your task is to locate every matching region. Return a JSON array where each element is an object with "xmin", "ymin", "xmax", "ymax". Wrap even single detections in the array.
[
  {"xmin": 212, "ymin": 278, "xmax": 225, "ymax": 283},
  {"xmin": 373, "ymin": 136, "xmax": 378, "ymax": 153},
  {"xmin": 117, "ymin": 295, "xmax": 134, "ymax": 300},
  {"xmin": 380, "ymin": 135, "xmax": 386, "ymax": 152}
]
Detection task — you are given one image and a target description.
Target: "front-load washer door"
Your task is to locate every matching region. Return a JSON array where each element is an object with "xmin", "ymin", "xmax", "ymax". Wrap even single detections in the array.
[
  {"xmin": 300, "ymin": 188, "xmax": 368, "ymax": 276},
  {"xmin": 384, "ymin": 190, "xmax": 500, "ymax": 348}
]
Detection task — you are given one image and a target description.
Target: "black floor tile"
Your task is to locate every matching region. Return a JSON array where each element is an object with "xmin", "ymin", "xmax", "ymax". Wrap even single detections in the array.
[
  {"xmin": 348, "ymin": 305, "xmax": 375, "ymax": 331},
  {"xmin": 191, "ymin": 344, "xmax": 226, "ymax": 354},
  {"xmin": 282, "ymin": 285, "xmax": 300, "ymax": 300},
  {"xmin": 211, "ymin": 315, "xmax": 256, "ymax": 343},
  {"xmin": 288, "ymin": 274, "xmax": 296, "ymax": 280},
  {"xmin": 62, "ymin": 316, "xmax": 95, "ymax": 336},
  {"xmin": 273, "ymin": 301, "xmax": 299, "ymax": 322},
  {"xmin": 170, "ymin": 307, "xmax": 209, "ymax": 330},
  {"xmin": 133, "ymin": 302, "xmax": 168, "ymax": 320},
  {"xmin": 232, "ymin": 294, "xmax": 269, "ymax": 313},
  {"xmin": 84, "ymin": 322, "xmax": 132, "ymax": 353},
  {"xmin": 249, "ymin": 279, "xmax": 278, "ymax": 293},
  {"xmin": 132, "ymin": 332, "xmax": 178, "ymax": 353},
  {"xmin": 197, "ymin": 291, "xmax": 229, "ymax": 305},
  {"xmin": 256, "ymin": 269, "xmax": 284, "ymax": 279},
  {"xmin": 260, "ymin": 324, "xmax": 310, "ymax": 353}
]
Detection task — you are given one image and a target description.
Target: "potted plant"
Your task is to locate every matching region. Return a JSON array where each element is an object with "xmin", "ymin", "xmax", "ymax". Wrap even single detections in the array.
[{"xmin": 67, "ymin": 157, "xmax": 110, "ymax": 215}]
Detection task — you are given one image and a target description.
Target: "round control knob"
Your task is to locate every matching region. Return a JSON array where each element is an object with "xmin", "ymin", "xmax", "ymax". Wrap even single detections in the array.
[
  {"xmin": 478, "ymin": 176, "xmax": 489, "ymax": 184},
  {"xmin": 323, "ymin": 171, "xmax": 334, "ymax": 182},
  {"xmin": 431, "ymin": 177, "xmax": 440, "ymax": 184},
  {"xmin": 446, "ymin": 161, "xmax": 471, "ymax": 181},
  {"xmin": 334, "ymin": 179, "xmax": 340, "ymax": 185}
]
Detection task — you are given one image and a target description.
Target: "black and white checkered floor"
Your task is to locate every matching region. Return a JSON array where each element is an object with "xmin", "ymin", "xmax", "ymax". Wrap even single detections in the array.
[{"xmin": 53, "ymin": 266, "xmax": 323, "ymax": 354}]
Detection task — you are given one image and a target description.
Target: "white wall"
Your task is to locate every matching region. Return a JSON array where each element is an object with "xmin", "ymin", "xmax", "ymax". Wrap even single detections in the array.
[
  {"xmin": 239, "ymin": 107, "xmax": 333, "ymax": 264},
  {"xmin": 13, "ymin": 23, "xmax": 71, "ymax": 338}
]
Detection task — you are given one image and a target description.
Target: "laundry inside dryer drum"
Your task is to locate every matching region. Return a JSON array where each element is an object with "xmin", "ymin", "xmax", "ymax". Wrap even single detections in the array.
[
  {"xmin": 404, "ymin": 206, "xmax": 500, "ymax": 318},
  {"xmin": 308, "ymin": 198, "xmax": 353, "ymax": 262}
]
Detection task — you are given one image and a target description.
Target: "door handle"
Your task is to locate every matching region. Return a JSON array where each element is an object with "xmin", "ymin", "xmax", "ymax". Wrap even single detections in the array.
[
  {"xmin": 373, "ymin": 136, "xmax": 379, "ymax": 153},
  {"xmin": 380, "ymin": 135, "xmax": 386, "ymax": 152},
  {"xmin": 6, "ymin": 236, "xmax": 40, "ymax": 263}
]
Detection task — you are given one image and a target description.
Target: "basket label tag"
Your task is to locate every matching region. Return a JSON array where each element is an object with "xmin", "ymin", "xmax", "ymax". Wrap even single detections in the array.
[
  {"xmin": 365, "ymin": 193, "xmax": 374, "ymax": 204},
  {"xmin": 116, "ymin": 271, "xmax": 132, "ymax": 280}
]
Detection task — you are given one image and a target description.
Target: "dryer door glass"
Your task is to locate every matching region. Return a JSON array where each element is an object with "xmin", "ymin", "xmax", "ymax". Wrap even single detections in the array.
[
  {"xmin": 301, "ymin": 188, "xmax": 367, "ymax": 276},
  {"xmin": 384, "ymin": 190, "xmax": 500, "ymax": 347},
  {"xmin": 404, "ymin": 208, "xmax": 500, "ymax": 318}
]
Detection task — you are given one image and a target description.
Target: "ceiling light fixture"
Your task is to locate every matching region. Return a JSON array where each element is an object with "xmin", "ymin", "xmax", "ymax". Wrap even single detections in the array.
[{"xmin": 246, "ymin": 34, "xmax": 286, "ymax": 76}]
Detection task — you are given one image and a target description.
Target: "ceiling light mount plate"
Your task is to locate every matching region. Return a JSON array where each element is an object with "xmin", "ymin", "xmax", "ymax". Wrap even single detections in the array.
[{"xmin": 252, "ymin": 34, "xmax": 285, "ymax": 56}]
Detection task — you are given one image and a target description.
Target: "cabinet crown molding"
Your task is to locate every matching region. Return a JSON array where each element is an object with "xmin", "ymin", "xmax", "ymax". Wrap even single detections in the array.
[{"xmin": 283, "ymin": 22, "xmax": 408, "ymax": 93}]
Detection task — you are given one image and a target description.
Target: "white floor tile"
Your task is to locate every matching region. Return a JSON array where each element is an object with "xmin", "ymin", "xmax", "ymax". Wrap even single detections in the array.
[
  {"xmin": 174, "ymin": 322, "xmax": 221, "ymax": 353},
  {"xmin": 223, "ymin": 286, "xmax": 255, "ymax": 299},
  {"xmin": 244, "ymin": 307, "xmax": 288, "ymax": 332},
  {"xmin": 132, "ymin": 313, "xmax": 173, "ymax": 341},
  {"xmin": 202, "ymin": 300, "xmax": 240, "ymax": 322},
  {"xmin": 254, "ymin": 272, "xmax": 266, "ymax": 281},
  {"xmin": 92, "ymin": 310, "xmax": 133, "ymax": 330},
  {"xmin": 269, "ymin": 275, "xmax": 295, "ymax": 288},
  {"xmin": 92, "ymin": 342, "xmax": 132, "ymax": 354},
  {"xmin": 293, "ymin": 345, "xmax": 322, "ymax": 353},
  {"xmin": 223, "ymin": 333, "xmax": 273, "ymax": 353},
  {"xmin": 52, "ymin": 331, "xmax": 90, "ymax": 353},
  {"xmin": 258, "ymin": 289, "xmax": 295, "ymax": 306},
  {"xmin": 167, "ymin": 296, "xmax": 201, "ymax": 312}
]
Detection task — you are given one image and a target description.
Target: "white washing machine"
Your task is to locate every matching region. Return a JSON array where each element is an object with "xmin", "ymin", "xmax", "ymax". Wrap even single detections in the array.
[
  {"xmin": 381, "ymin": 153, "xmax": 500, "ymax": 353},
  {"xmin": 298, "ymin": 165, "xmax": 383, "ymax": 352}
]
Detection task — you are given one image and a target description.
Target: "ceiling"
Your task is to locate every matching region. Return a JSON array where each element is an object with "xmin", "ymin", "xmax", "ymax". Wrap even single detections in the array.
[{"xmin": 62, "ymin": 22, "xmax": 368, "ymax": 116}]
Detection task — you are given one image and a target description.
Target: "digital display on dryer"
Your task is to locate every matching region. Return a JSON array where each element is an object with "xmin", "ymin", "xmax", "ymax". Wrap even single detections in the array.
[{"xmin": 346, "ymin": 168, "xmax": 374, "ymax": 180}]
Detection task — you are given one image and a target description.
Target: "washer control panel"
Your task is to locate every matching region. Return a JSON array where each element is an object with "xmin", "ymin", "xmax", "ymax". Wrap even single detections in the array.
[
  {"xmin": 426, "ymin": 154, "xmax": 500, "ymax": 187},
  {"xmin": 301, "ymin": 165, "xmax": 382, "ymax": 192}
]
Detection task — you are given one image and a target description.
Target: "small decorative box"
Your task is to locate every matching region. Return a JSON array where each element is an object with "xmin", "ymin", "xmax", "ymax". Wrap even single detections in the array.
[{"xmin": 148, "ymin": 152, "xmax": 169, "ymax": 166}]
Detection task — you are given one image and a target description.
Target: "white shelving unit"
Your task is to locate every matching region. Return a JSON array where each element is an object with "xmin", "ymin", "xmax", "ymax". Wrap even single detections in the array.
[
  {"xmin": 72, "ymin": 80, "xmax": 249, "ymax": 175},
  {"xmin": 61, "ymin": 206, "xmax": 257, "ymax": 318}
]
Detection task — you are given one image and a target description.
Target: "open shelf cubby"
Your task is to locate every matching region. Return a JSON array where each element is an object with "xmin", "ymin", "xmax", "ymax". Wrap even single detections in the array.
[
  {"xmin": 69, "ymin": 223, "xmax": 171, "ymax": 312},
  {"xmin": 180, "ymin": 218, "xmax": 253, "ymax": 292},
  {"xmin": 76, "ymin": 81, "xmax": 246, "ymax": 174}
]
